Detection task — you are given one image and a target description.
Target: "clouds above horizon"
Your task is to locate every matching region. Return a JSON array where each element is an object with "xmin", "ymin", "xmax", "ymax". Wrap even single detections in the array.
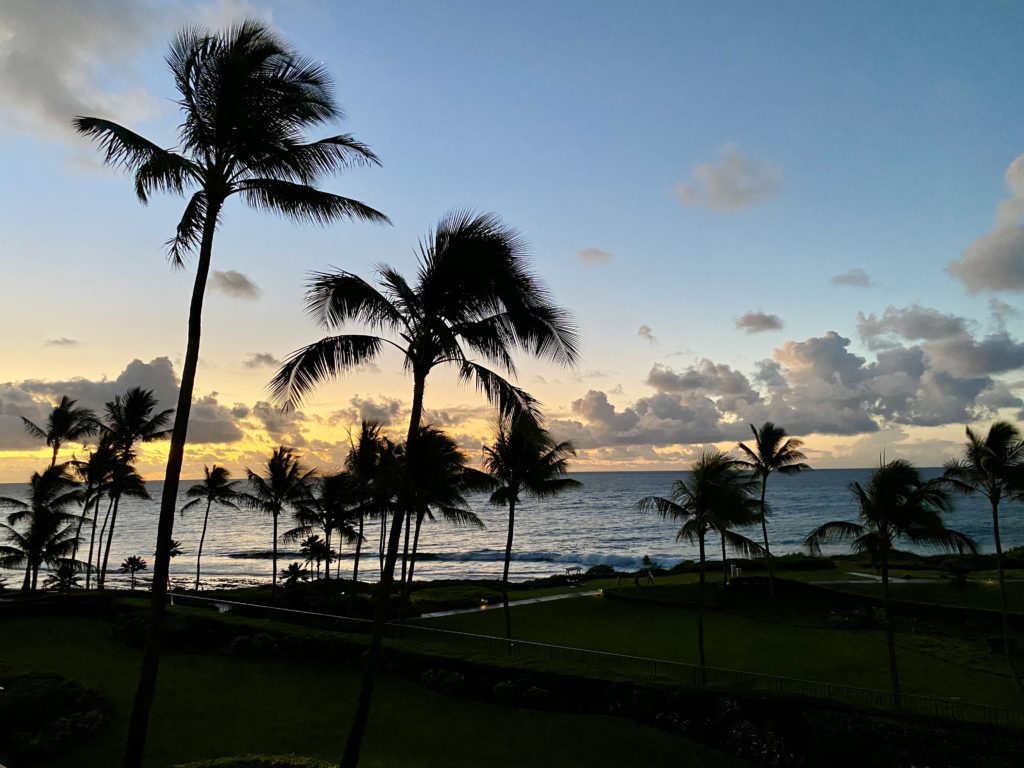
[
  {"xmin": 831, "ymin": 268, "xmax": 872, "ymax": 287},
  {"xmin": 576, "ymin": 247, "xmax": 613, "ymax": 266},
  {"xmin": 949, "ymin": 153, "xmax": 1024, "ymax": 293},
  {"xmin": 638, "ymin": 325, "xmax": 657, "ymax": 343},
  {"xmin": 551, "ymin": 304, "xmax": 1024, "ymax": 451},
  {"xmin": 211, "ymin": 270, "xmax": 261, "ymax": 300},
  {"xmin": 735, "ymin": 310, "xmax": 783, "ymax": 334},
  {"xmin": 676, "ymin": 146, "xmax": 781, "ymax": 212}
]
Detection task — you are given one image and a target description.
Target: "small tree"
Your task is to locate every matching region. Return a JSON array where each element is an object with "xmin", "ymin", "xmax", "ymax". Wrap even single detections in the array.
[
  {"xmin": 281, "ymin": 562, "xmax": 308, "ymax": 588},
  {"xmin": 120, "ymin": 555, "xmax": 148, "ymax": 590}
]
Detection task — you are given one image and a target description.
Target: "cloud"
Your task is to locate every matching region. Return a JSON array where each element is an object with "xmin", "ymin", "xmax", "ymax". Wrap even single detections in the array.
[
  {"xmin": 735, "ymin": 311, "xmax": 783, "ymax": 334},
  {"xmin": 330, "ymin": 395, "xmax": 404, "ymax": 427},
  {"xmin": 251, "ymin": 401, "xmax": 307, "ymax": 447},
  {"xmin": 243, "ymin": 352, "xmax": 279, "ymax": 369},
  {"xmin": 949, "ymin": 153, "xmax": 1024, "ymax": 293},
  {"xmin": 857, "ymin": 304, "xmax": 969, "ymax": 349},
  {"xmin": 211, "ymin": 270, "xmax": 261, "ymax": 300},
  {"xmin": 576, "ymin": 247, "xmax": 613, "ymax": 266},
  {"xmin": 676, "ymin": 146, "xmax": 781, "ymax": 212},
  {"xmin": 638, "ymin": 325, "xmax": 657, "ymax": 343},
  {"xmin": 43, "ymin": 337, "xmax": 80, "ymax": 347},
  {"xmin": 182, "ymin": 393, "xmax": 245, "ymax": 444},
  {"xmin": 831, "ymin": 268, "xmax": 872, "ymax": 287}
]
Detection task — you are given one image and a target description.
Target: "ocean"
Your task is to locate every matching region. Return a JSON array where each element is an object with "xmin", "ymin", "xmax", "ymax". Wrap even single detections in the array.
[{"xmin": 1, "ymin": 469, "xmax": 1020, "ymax": 590}]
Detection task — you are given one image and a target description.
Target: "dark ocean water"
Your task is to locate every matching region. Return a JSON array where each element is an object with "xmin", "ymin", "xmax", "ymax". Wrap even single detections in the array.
[{"xmin": 1, "ymin": 469, "xmax": 1019, "ymax": 589}]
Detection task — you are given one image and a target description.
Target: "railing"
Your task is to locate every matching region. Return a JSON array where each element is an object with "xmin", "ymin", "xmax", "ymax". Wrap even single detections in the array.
[{"xmin": 170, "ymin": 593, "xmax": 1024, "ymax": 729}]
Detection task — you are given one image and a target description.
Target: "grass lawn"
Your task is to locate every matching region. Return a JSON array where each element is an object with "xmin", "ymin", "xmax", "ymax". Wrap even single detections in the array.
[
  {"xmin": 0, "ymin": 615, "xmax": 748, "ymax": 768},
  {"xmin": 421, "ymin": 592, "xmax": 1021, "ymax": 708},
  {"xmin": 826, "ymin": 579, "xmax": 1024, "ymax": 612}
]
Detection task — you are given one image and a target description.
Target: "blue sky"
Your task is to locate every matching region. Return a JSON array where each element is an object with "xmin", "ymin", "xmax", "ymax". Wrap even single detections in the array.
[{"xmin": 1, "ymin": 0, "xmax": 1023, "ymax": 479}]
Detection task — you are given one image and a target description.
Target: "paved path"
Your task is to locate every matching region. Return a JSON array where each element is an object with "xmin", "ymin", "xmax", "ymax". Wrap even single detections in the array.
[{"xmin": 417, "ymin": 589, "xmax": 602, "ymax": 620}]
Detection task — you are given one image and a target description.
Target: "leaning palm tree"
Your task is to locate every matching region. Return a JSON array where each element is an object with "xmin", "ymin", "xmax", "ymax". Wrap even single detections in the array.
[
  {"xmin": 243, "ymin": 446, "xmax": 315, "ymax": 594},
  {"xmin": 483, "ymin": 413, "xmax": 579, "ymax": 641},
  {"xmin": 271, "ymin": 210, "xmax": 579, "ymax": 768},
  {"xmin": 96, "ymin": 460, "xmax": 150, "ymax": 590},
  {"xmin": 75, "ymin": 20, "xmax": 388, "ymax": 766},
  {"xmin": 0, "ymin": 463, "xmax": 83, "ymax": 591},
  {"xmin": 636, "ymin": 451, "xmax": 764, "ymax": 683},
  {"xmin": 944, "ymin": 421, "xmax": 1024, "ymax": 690},
  {"xmin": 181, "ymin": 465, "xmax": 240, "ymax": 591},
  {"xmin": 737, "ymin": 421, "xmax": 811, "ymax": 598},
  {"xmin": 806, "ymin": 458, "xmax": 975, "ymax": 709},
  {"xmin": 21, "ymin": 396, "xmax": 99, "ymax": 468}
]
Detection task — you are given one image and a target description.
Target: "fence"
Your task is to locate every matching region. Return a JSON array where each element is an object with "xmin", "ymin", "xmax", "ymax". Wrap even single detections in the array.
[{"xmin": 171, "ymin": 593, "xmax": 1024, "ymax": 729}]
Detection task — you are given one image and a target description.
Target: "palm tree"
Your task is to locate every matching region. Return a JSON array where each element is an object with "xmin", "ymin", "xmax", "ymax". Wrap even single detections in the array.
[
  {"xmin": 281, "ymin": 562, "xmax": 308, "ymax": 588},
  {"xmin": 21, "ymin": 396, "xmax": 99, "ymax": 467},
  {"xmin": 75, "ymin": 21, "xmax": 388, "ymax": 766},
  {"xmin": 636, "ymin": 451, "xmax": 764, "ymax": 683},
  {"xmin": 944, "ymin": 421, "xmax": 1024, "ymax": 690},
  {"xmin": 44, "ymin": 561, "xmax": 82, "ymax": 593},
  {"xmin": 97, "ymin": 388, "xmax": 171, "ymax": 590},
  {"xmin": 244, "ymin": 447, "xmax": 315, "ymax": 594},
  {"xmin": 121, "ymin": 555, "xmax": 148, "ymax": 590},
  {"xmin": 398, "ymin": 425, "xmax": 490, "ymax": 622},
  {"xmin": 181, "ymin": 466, "xmax": 240, "ymax": 591},
  {"xmin": 483, "ymin": 413, "xmax": 580, "ymax": 641},
  {"xmin": 737, "ymin": 421, "xmax": 811, "ymax": 598},
  {"xmin": 288, "ymin": 471, "xmax": 359, "ymax": 581},
  {"xmin": 270, "ymin": 210, "xmax": 579, "ymax": 768},
  {"xmin": 806, "ymin": 458, "xmax": 975, "ymax": 708},
  {"xmin": 96, "ymin": 461, "xmax": 150, "ymax": 590},
  {"xmin": 0, "ymin": 463, "xmax": 83, "ymax": 591},
  {"xmin": 71, "ymin": 437, "xmax": 118, "ymax": 588}
]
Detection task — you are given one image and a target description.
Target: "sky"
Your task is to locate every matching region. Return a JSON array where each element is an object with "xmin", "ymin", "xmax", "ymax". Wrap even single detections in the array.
[{"xmin": 1, "ymin": 0, "xmax": 1023, "ymax": 480}]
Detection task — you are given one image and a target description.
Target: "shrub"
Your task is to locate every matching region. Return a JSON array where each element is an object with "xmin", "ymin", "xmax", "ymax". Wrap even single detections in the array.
[
  {"xmin": 584, "ymin": 564, "xmax": 616, "ymax": 577},
  {"xmin": 0, "ymin": 673, "xmax": 108, "ymax": 761}
]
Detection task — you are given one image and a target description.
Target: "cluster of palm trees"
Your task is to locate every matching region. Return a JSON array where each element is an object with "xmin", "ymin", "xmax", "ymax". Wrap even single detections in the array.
[
  {"xmin": 641, "ymin": 419, "xmax": 1024, "ymax": 707},
  {"xmin": 0, "ymin": 389, "xmax": 172, "ymax": 591}
]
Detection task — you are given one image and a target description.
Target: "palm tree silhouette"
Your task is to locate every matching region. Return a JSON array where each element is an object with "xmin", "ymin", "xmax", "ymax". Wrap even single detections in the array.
[
  {"xmin": 21, "ymin": 396, "xmax": 99, "ymax": 468},
  {"xmin": 806, "ymin": 458, "xmax": 974, "ymax": 708},
  {"xmin": 737, "ymin": 421, "xmax": 811, "ymax": 598},
  {"xmin": 181, "ymin": 465, "xmax": 240, "ymax": 592},
  {"xmin": 398, "ymin": 425, "xmax": 490, "ymax": 622},
  {"xmin": 483, "ymin": 413, "xmax": 579, "ymax": 641},
  {"xmin": 944, "ymin": 421, "xmax": 1024, "ymax": 691},
  {"xmin": 71, "ymin": 436, "xmax": 118, "ymax": 587},
  {"xmin": 288, "ymin": 472, "xmax": 359, "ymax": 581},
  {"xmin": 281, "ymin": 561, "xmax": 308, "ymax": 588},
  {"xmin": 74, "ymin": 20, "xmax": 388, "ymax": 765},
  {"xmin": 96, "ymin": 460, "xmax": 150, "ymax": 590},
  {"xmin": 271, "ymin": 210, "xmax": 579, "ymax": 768},
  {"xmin": 97, "ymin": 388, "xmax": 170, "ymax": 590},
  {"xmin": 637, "ymin": 451, "xmax": 763, "ymax": 683},
  {"xmin": 244, "ymin": 446, "xmax": 315, "ymax": 594},
  {"xmin": 0, "ymin": 463, "xmax": 83, "ymax": 591},
  {"xmin": 120, "ymin": 555, "xmax": 148, "ymax": 590}
]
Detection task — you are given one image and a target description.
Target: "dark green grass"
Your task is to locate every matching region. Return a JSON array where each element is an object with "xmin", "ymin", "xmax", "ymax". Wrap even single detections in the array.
[
  {"xmin": 0, "ymin": 615, "xmax": 747, "ymax": 768},
  {"xmin": 423, "ymin": 593, "xmax": 1021, "ymax": 708},
  {"xmin": 828, "ymin": 580, "xmax": 1024, "ymax": 612}
]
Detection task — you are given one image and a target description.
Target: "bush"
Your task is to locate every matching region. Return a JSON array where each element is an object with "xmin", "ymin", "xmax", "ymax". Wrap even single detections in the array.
[
  {"xmin": 584, "ymin": 564, "xmax": 617, "ymax": 577},
  {"xmin": 0, "ymin": 673, "xmax": 108, "ymax": 761}
]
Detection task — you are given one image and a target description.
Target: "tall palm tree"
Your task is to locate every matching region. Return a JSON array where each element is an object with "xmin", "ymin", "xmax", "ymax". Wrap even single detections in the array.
[
  {"xmin": 97, "ymin": 461, "xmax": 151, "ymax": 590},
  {"xmin": 737, "ymin": 421, "xmax": 811, "ymax": 598},
  {"xmin": 181, "ymin": 465, "xmax": 240, "ymax": 592},
  {"xmin": 806, "ymin": 458, "xmax": 974, "ymax": 708},
  {"xmin": 483, "ymin": 413, "xmax": 579, "ymax": 641},
  {"xmin": 271, "ymin": 210, "xmax": 579, "ymax": 768},
  {"xmin": 291, "ymin": 471, "xmax": 361, "ymax": 581},
  {"xmin": 244, "ymin": 446, "xmax": 315, "ymax": 594},
  {"xmin": 71, "ymin": 436, "xmax": 118, "ymax": 586},
  {"xmin": 75, "ymin": 20, "xmax": 388, "ymax": 767},
  {"xmin": 0, "ymin": 463, "xmax": 83, "ymax": 591},
  {"xmin": 97, "ymin": 388, "xmax": 170, "ymax": 590},
  {"xmin": 636, "ymin": 451, "xmax": 763, "ymax": 683},
  {"xmin": 398, "ymin": 425, "xmax": 490, "ymax": 622},
  {"xmin": 944, "ymin": 421, "xmax": 1024, "ymax": 690},
  {"xmin": 21, "ymin": 396, "xmax": 99, "ymax": 468}
]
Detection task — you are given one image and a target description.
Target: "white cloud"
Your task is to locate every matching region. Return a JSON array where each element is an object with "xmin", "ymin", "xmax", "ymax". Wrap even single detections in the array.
[
  {"xmin": 676, "ymin": 146, "xmax": 781, "ymax": 212},
  {"xmin": 638, "ymin": 325, "xmax": 657, "ymax": 343},
  {"xmin": 949, "ymin": 153, "xmax": 1024, "ymax": 293},
  {"xmin": 831, "ymin": 268, "xmax": 872, "ymax": 287},
  {"xmin": 211, "ymin": 270, "xmax": 261, "ymax": 300},
  {"xmin": 576, "ymin": 247, "xmax": 613, "ymax": 266},
  {"xmin": 43, "ymin": 337, "xmax": 81, "ymax": 347},
  {"xmin": 735, "ymin": 311, "xmax": 783, "ymax": 334}
]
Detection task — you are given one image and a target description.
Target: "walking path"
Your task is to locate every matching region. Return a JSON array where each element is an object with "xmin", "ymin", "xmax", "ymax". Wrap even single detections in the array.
[{"xmin": 417, "ymin": 589, "xmax": 602, "ymax": 619}]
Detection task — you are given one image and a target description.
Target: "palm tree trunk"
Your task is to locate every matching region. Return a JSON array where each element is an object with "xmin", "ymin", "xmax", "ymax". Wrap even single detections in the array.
[
  {"xmin": 349, "ymin": 510, "xmax": 364, "ymax": 615},
  {"xmin": 324, "ymin": 527, "xmax": 332, "ymax": 581},
  {"xmin": 881, "ymin": 551, "xmax": 901, "ymax": 709},
  {"xmin": 50, "ymin": 444, "xmax": 59, "ymax": 469},
  {"xmin": 22, "ymin": 561, "xmax": 31, "ymax": 591},
  {"xmin": 195, "ymin": 499, "xmax": 212, "ymax": 592},
  {"xmin": 71, "ymin": 490, "xmax": 95, "ymax": 563},
  {"xmin": 378, "ymin": 509, "xmax": 386, "ymax": 578},
  {"xmin": 400, "ymin": 507, "xmax": 411, "ymax": 584},
  {"xmin": 32, "ymin": 562, "xmax": 39, "ymax": 591},
  {"xmin": 100, "ymin": 494, "xmax": 121, "ymax": 590},
  {"xmin": 272, "ymin": 512, "xmax": 279, "ymax": 594},
  {"xmin": 759, "ymin": 476, "xmax": 775, "ymax": 599},
  {"xmin": 502, "ymin": 497, "xmax": 517, "ymax": 644},
  {"xmin": 991, "ymin": 498, "xmax": 1021, "ymax": 691},
  {"xmin": 340, "ymin": 370, "xmax": 425, "ymax": 768},
  {"xmin": 121, "ymin": 197, "xmax": 221, "ymax": 768},
  {"xmin": 697, "ymin": 532, "xmax": 707, "ymax": 685},
  {"xmin": 86, "ymin": 492, "xmax": 105, "ymax": 590},
  {"xmin": 721, "ymin": 532, "xmax": 728, "ymax": 586},
  {"xmin": 398, "ymin": 510, "xmax": 425, "ymax": 625},
  {"xmin": 95, "ymin": 494, "xmax": 115, "ymax": 589}
]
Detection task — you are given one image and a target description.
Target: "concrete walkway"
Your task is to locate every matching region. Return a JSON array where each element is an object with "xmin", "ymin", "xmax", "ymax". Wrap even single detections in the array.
[{"xmin": 417, "ymin": 589, "xmax": 602, "ymax": 620}]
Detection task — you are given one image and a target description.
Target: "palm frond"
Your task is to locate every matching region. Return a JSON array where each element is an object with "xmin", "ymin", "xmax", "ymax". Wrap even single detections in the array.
[
  {"xmin": 239, "ymin": 179, "xmax": 390, "ymax": 227},
  {"xmin": 270, "ymin": 334, "xmax": 385, "ymax": 408},
  {"xmin": 304, "ymin": 270, "xmax": 406, "ymax": 332},
  {"xmin": 804, "ymin": 520, "xmax": 866, "ymax": 555},
  {"xmin": 457, "ymin": 361, "xmax": 538, "ymax": 421}
]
